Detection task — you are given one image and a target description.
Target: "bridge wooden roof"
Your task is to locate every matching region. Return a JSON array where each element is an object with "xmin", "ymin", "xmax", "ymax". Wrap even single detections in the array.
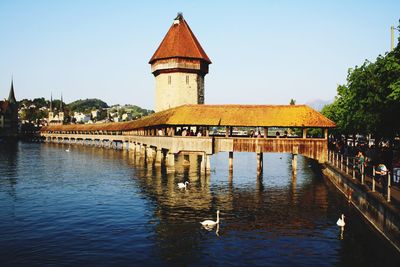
[{"xmin": 41, "ymin": 104, "xmax": 335, "ymax": 132}]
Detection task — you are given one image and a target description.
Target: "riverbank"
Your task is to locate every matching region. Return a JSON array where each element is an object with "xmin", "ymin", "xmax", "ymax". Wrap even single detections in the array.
[{"xmin": 322, "ymin": 163, "xmax": 400, "ymax": 253}]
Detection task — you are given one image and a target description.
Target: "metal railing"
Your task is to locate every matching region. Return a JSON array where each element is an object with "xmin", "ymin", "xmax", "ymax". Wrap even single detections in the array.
[{"xmin": 328, "ymin": 150, "xmax": 392, "ymax": 203}]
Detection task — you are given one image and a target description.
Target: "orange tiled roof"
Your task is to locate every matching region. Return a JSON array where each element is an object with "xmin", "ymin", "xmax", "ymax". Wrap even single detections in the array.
[
  {"xmin": 41, "ymin": 104, "xmax": 335, "ymax": 132},
  {"xmin": 130, "ymin": 104, "xmax": 336, "ymax": 128},
  {"xmin": 149, "ymin": 14, "xmax": 211, "ymax": 64}
]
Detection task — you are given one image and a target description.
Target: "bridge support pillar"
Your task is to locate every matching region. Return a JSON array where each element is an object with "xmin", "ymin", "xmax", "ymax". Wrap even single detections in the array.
[
  {"xmin": 257, "ymin": 153, "xmax": 263, "ymax": 174},
  {"xmin": 129, "ymin": 142, "xmax": 135, "ymax": 152},
  {"xmin": 135, "ymin": 144, "xmax": 141, "ymax": 156},
  {"xmin": 206, "ymin": 155, "xmax": 211, "ymax": 173},
  {"xmin": 201, "ymin": 154, "xmax": 211, "ymax": 173},
  {"xmin": 165, "ymin": 152, "xmax": 175, "ymax": 172},
  {"xmin": 146, "ymin": 147, "xmax": 154, "ymax": 164},
  {"xmin": 229, "ymin": 152, "xmax": 233, "ymax": 173},
  {"xmin": 292, "ymin": 154, "xmax": 298, "ymax": 175},
  {"xmin": 200, "ymin": 154, "xmax": 205, "ymax": 173},
  {"xmin": 122, "ymin": 141, "xmax": 128, "ymax": 150},
  {"xmin": 155, "ymin": 149, "xmax": 162, "ymax": 166}
]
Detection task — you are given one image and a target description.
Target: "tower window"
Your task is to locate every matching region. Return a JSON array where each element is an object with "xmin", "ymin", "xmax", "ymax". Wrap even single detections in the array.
[
  {"xmin": 168, "ymin": 76, "xmax": 171, "ymax": 85},
  {"xmin": 186, "ymin": 75, "xmax": 189, "ymax": 85}
]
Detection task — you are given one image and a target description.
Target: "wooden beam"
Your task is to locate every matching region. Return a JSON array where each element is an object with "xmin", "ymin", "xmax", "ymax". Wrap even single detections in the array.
[
  {"xmin": 302, "ymin": 128, "xmax": 307, "ymax": 139},
  {"xmin": 264, "ymin": 127, "xmax": 268, "ymax": 138}
]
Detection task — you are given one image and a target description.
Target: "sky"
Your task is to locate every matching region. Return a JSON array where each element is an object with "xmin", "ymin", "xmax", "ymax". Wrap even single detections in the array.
[{"xmin": 0, "ymin": 0, "xmax": 399, "ymax": 110}]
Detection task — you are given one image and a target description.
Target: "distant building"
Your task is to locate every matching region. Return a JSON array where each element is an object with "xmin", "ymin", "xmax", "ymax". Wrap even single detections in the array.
[
  {"xmin": 149, "ymin": 13, "xmax": 211, "ymax": 112},
  {"xmin": 122, "ymin": 113, "xmax": 132, "ymax": 121},
  {"xmin": 48, "ymin": 94, "xmax": 65, "ymax": 125},
  {"xmin": 91, "ymin": 110, "xmax": 99, "ymax": 119},
  {"xmin": 73, "ymin": 112, "xmax": 91, "ymax": 123},
  {"xmin": 0, "ymin": 79, "xmax": 18, "ymax": 137}
]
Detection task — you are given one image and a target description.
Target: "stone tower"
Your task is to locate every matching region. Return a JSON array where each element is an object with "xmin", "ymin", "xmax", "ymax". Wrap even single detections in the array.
[{"xmin": 149, "ymin": 13, "xmax": 211, "ymax": 112}]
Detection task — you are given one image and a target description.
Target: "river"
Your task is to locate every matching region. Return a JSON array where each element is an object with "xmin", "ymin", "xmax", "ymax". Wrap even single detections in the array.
[{"xmin": 0, "ymin": 142, "xmax": 399, "ymax": 266}]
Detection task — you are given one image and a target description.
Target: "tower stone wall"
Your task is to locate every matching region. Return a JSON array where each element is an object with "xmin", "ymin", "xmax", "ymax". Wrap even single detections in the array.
[{"xmin": 154, "ymin": 71, "xmax": 205, "ymax": 112}]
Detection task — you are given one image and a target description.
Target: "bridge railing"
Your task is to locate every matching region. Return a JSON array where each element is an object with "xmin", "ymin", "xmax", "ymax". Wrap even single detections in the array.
[
  {"xmin": 328, "ymin": 150, "xmax": 394, "ymax": 203},
  {"xmin": 40, "ymin": 132, "xmax": 214, "ymax": 155},
  {"xmin": 41, "ymin": 132, "xmax": 329, "ymax": 162},
  {"xmin": 215, "ymin": 137, "xmax": 328, "ymax": 162}
]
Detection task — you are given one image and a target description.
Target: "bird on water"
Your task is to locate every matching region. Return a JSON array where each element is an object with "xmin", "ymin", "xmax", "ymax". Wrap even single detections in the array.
[
  {"xmin": 177, "ymin": 181, "xmax": 189, "ymax": 189},
  {"xmin": 200, "ymin": 210, "xmax": 220, "ymax": 228},
  {"xmin": 337, "ymin": 214, "xmax": 345, "ymax": 227}
]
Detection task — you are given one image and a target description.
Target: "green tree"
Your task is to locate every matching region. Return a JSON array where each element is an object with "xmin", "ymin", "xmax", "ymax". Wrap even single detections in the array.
[
  {"xmin": 68, "ymin": 98, "xmax": 109, "ymax": 113},
  {"xmin": 322, "ymin": 21, "xmax": 400, "ymax": 144}
]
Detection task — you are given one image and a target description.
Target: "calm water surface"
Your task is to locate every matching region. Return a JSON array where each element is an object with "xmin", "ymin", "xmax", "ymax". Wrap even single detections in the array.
[{"xmin": 0, "ymin": 142, "xmax": 399, "ymax": 266}]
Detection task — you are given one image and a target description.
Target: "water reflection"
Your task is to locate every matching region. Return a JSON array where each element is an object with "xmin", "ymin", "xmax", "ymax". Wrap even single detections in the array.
[
  {"xmin": 1, "ymin": 143, "xmax": 399, "ymax": 266},
  {"xmin": 111, "ymin": 150, "xmax": 339, "ymax": 263},
  {"xmin": 339, "ymin": 226, "xmax": 344, "ymax": 240},
  {"xmin": 42, "ymin": 146, "xmax": 346, "ymax": 234},
  {"xmin": 0, "ymin": 141, "xmax": 19, "ymax": 198}
]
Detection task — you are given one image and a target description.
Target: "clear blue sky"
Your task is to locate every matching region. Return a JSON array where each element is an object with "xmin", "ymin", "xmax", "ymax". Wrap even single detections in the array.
[{"xmin": 0, "ymin": 0, "xmax": 399, "ymax": 109}]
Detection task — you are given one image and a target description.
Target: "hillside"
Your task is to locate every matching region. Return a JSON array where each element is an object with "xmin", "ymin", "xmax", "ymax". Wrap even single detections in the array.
[{"xmin": 68, "ymin": 98, "xmax": 109, "ymax": 113}]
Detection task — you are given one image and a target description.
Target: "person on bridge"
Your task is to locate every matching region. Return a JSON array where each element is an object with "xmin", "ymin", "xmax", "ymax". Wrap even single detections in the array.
[
  {"xmin": 375, "ymin": 162, "xmax": 388, "ymax": 197},
  {"xmin": 182, "ymin": 128, "xmax": 188, "ymax": 136},
  {"xmin": 356, "ymin": 151, "xmax": 365, "ymax": 176}
]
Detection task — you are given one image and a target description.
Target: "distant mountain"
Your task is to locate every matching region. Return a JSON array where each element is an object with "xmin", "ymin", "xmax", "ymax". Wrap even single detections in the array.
[
  {"xmin": 305, "ymin": 99, "xmax": 333, "ymax": 111},
  {"xmin": 68, "ymin": 98, "xmax": 109, "ymax": 113}
]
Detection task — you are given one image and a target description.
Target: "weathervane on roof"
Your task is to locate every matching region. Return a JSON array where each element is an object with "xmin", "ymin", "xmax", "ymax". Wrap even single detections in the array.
[
  {"xmin": 175, "ymin": 12, "xmax": 183, "ymax": 20},
  {"xmin": 174, "ymin": 12, "xmax": 183, "ymax": 24}
]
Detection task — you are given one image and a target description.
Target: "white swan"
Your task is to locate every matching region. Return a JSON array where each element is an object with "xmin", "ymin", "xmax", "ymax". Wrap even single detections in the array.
[
  {"xmin": 336, "ymin": 214, "xmax": 345, "ymax": 227},
  {"xmin": 65, "ymin": 148, "xmax": 70, "ymax": 152},
  {"xmin": 200, "ymin": 210, "xmax": 220, "ymax": 228},
  {"xmin": 177, "ymin": 181, "xmax": 189, "ymax": 189}
]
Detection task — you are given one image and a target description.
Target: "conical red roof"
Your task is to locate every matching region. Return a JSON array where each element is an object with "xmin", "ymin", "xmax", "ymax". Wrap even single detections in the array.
[{"xmin": 149, "ymin": 14, "xmax": 211, "ymax": 64}]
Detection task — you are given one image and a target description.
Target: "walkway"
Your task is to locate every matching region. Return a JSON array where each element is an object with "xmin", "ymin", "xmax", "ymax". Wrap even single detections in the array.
[{"xmin": 328, "ymin": 151, "xmax": 400, "ymax": 210}]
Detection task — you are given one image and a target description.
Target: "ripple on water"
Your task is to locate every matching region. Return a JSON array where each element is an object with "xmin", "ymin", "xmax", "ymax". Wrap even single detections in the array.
[{"xmin": 0, "ymin": 143, "xmax": 399, "ymax": 266}]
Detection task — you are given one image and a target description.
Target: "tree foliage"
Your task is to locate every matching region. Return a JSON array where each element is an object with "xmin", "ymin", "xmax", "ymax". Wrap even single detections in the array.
[
  {"xmin": 68, "ymin": 98, "xmax": 109, "ymax": 113},
  {"xmin": 322, "ymin": 22, "xmax": 400, "ymax": 142},
  {"xmin": 18, "ymin": 98, "xmax": 49, "ymax": 123}
]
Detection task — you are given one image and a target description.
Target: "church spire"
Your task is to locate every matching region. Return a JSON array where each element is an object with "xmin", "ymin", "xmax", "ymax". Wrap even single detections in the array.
[
  {"xmin": 8, "ymin": 77, "xmax": 17, "ymax": 105},
  {"xmin": 60, "ymin": 93, "xmax": 63, "ymax": 111},
  {"xmin": 50, "ymin": 93, "xmax": 53, "ymax": 111}
]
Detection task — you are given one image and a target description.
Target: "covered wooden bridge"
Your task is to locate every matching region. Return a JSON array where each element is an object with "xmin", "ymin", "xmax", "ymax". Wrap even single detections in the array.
[{"xmin": 40, "ymin": 104, "xmax": 335, "ymax": 173}]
